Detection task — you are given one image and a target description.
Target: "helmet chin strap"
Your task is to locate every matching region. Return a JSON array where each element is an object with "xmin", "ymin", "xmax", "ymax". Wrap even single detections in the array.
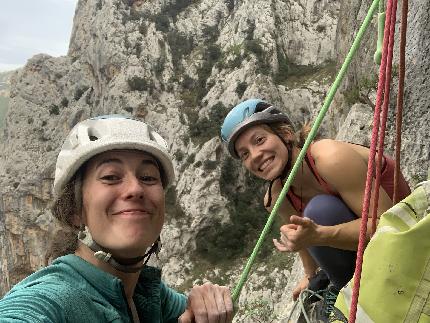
[
  {"xmin": 265, "ymin": 134, "xmax": 293, "ymax": 208},
  {"xmin": 77, "ymin": 226, "xmax": 161, "ymax": 273}
]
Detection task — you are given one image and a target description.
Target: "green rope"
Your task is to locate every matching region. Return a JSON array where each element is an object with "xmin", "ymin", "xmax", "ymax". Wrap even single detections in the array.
[
  {"xmin": 374, "ymin": 0, "xmax": 385, "ymax": 65},
  {"xmin": 374, "ymin": 12, "xmax": 386, "ymax": 65},
  {"xmin": 231, "ymin": 0, "xmax": 381, "ymax": 304}
]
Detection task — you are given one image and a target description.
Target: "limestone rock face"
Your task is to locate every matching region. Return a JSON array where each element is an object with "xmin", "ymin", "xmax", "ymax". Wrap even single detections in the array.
[
  {"xmin": 0, "ymin": 71, "xmax": 13, "ymax": 129},
  {"xmin": 0, "ymin": 0, "xmax": 429, "ymax": 321},
  {"xmin": 393, "ymin": 0, "xmax": 430, "ymax": 183},
  {"xmin": 335, "ymin": 0, "xmax": 430, "ymax": 184}
]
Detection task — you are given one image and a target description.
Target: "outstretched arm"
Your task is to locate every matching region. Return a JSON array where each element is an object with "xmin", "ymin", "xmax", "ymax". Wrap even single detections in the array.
[
  {"xmin": 278, "ymin": 215, "xmax": 366, "ymax": 251},
  {"xmin": 265, "ymin": 181, "xmax": 320, "ymax": 299},
  {"xmin": 279, "ymin": 141, "xmax": 394, "ymax": 251},
  {"xmin": 315, "ymin": 141, "xmax": 392, "ymax": 249},
  {"xmin": 0, "ymin": 290, "xmax": 60, "ymax": 323}
]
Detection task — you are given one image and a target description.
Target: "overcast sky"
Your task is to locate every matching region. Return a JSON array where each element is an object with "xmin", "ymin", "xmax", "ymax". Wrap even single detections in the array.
[{"xmin": 0, "ymin": 0, "xmax": 78, "ymax": 72}]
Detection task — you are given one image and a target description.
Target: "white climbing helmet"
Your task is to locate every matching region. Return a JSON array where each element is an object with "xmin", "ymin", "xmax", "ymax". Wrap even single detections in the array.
[{"xmin": 53, "ymin": 115, "xmax": 174, "ymax": 197}]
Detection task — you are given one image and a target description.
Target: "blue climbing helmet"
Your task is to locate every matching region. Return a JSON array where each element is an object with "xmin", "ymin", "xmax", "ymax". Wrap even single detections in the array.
[{"xmin": 220, "ymin": 98, "xmax": 294, "ymax": 158}]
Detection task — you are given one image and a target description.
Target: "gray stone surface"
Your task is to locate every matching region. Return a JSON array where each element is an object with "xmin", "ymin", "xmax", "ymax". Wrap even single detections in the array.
[{"xmin": 0, "ymin": 0, "xmax": 429, "ymax": 321}]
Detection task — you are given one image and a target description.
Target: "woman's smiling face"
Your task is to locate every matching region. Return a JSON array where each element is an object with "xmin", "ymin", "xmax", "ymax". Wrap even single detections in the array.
[
  {"xmin": 81, "ymin": 149, "xmax": 165, "ymax": 258},
  {"xmin": 234, "ymin": 125, "xmax": 289, "ymax": 181}
]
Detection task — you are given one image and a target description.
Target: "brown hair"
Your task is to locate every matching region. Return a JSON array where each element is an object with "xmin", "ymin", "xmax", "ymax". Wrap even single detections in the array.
[
  {"xmin": 46, "ymin": 172, "xmax": 83, "ymax": 262},
  {"xmin": 253, "ymin": 101, "xmax": 312, "ymax": 147},
  {"xmin": 267, "ymin": 121, "xmax": 312, "ymax": 148}
]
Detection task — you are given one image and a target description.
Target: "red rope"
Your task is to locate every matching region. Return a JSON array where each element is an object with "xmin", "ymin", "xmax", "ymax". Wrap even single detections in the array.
[
  {"xmin": 370, "ymin": 0, "xmax": 398, "ymax": 235},
  {"xmin": 393, "ymin": 0, "xmax": 408, "ymax": 204},
  {"xmin": 348, "ymin": 0, "xmax": 398, "ymax": 320}
]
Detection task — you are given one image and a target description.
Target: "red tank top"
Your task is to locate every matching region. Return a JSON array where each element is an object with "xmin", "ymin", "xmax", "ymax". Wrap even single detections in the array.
[
  {"xmin": 286, "ymin": 149, "xmax": 338, "ymax": 213},
  {"xmin": 286, "ymin": 147, "xmax": 410, "ymax": 213}
]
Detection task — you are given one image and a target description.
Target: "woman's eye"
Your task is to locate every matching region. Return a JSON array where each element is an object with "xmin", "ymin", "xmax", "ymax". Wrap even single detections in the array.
[
  {"xmin": 100, "ymin": 174, "xmax": 120, "ymax": 182},
  {"xmin": 240, "ymin": 152, "xmax": 249, "ymax": 161},
  {"xmin": 139, "ymin": 175, "xmax": 159, "ymax": 183},
  {"xmin": 256, "ymin": 136, "xmax": 265, "ymax": 144}
]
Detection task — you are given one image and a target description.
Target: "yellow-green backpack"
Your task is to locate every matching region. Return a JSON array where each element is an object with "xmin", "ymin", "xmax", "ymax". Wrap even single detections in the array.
[{"xmin": 335, "ymin": 179, "xmax": 430, "ymax": 322}]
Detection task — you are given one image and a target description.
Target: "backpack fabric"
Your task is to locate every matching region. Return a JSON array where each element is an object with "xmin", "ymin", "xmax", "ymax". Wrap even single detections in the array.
[{"xmin": 335, "ymin": 179, "xmax": 430, "ymax": 322}]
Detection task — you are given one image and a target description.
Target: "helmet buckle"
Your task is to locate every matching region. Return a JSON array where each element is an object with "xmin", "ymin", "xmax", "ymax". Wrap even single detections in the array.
[{"xmin": 94, "ymin": 251, "xmax": 112, "ymax": 262}]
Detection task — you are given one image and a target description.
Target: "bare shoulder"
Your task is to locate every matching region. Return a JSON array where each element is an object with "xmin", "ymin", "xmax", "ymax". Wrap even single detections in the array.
[
  {"xmin": 311, "ymin": 139, "xmax": 354, "ymax": 162},
  {"xmin": 311, "ymin": 140, "xmax": 366, "ymax": 181}
]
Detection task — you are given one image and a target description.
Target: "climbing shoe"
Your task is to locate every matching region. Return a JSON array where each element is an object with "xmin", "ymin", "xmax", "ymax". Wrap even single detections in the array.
[
  {"xmin": 297, "ymin": 270, "xmax": 330, "ymax": 322},
  {"xmin": 307, "ymin": 269, "xmax": 330, "ymax": 303},
  {"xmin": 298, "ymin": 283, "xmax": 347, "ymax": 323},
  {"xmin": 309, "ymin": 284, "xmax": 347, "ymax": 323}
]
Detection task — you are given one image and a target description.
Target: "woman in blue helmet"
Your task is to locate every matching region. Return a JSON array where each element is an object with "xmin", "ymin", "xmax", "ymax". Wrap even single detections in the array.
[
  {"xmin": 0, "ymin": 115, "xmax": 233, "ymax": 323},
  {"xmin": 221, "ymin": 98, "xmax": 411, "ymax": 300}
]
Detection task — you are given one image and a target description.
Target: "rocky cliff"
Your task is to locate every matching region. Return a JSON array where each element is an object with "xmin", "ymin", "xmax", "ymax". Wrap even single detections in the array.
[
  {"xmin": 0, "ymin": 71, "xmax": 13, "ymax": 128},
  {"xmin": 1, "ymin": 0, "xmax": 429, "ymax": 321}
]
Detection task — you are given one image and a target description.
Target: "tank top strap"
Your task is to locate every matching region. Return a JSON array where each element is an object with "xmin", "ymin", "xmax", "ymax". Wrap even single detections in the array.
[
  {"xmin": 285, "ymin": 145, "xmax": 339, "ymax": 213},
  {"xmin": 305, "ymin": 146, "xmax": 338, "ymax": 196},
  {"xmin": 287, "ymin": 189, "xmax": 304, "ymax": 214}
]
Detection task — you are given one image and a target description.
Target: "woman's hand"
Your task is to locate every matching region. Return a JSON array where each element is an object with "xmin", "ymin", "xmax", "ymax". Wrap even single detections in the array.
[
  {"xmin": 274, "ymin": 215, "xmax": 321, "ymax": 252},
  {"xmin": 292, "ymin": 275, "xmax": 310, "ymax": 301},
  {"xmin": 178, "ymin": 282, "xmax": 234, "ymax": 323}
]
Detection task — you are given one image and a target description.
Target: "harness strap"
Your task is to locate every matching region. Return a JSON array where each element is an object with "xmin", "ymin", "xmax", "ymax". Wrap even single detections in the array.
[
  {"xmin": 265, "ymin": 133, "xmax": 293, "ymax": 208},
  {"xmin": 78, "ymin": 228, "xmax": 160, "ymax": 273}
]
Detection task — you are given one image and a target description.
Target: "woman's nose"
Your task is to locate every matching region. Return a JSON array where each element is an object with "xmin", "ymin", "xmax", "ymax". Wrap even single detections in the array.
[
  {"xmin": 249, "ymin": 147, "xmax": 263, "ymax": 165},
  {"xmin": 124, "ymin": 176, "xmax": 144, "ymax": 199}
]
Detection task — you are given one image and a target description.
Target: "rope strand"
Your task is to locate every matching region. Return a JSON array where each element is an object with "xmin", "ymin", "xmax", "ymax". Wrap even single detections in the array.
[
  {"xmin": 371, "ymin": 0, "xmax": 397, "ymax": 235},
  {"xmin": 393, "ymin": 0, "xmax": 408, "ymax": 204},
  {"xmin": 349, "ymin": 0, "xmax": 398, "ymax": 320}
]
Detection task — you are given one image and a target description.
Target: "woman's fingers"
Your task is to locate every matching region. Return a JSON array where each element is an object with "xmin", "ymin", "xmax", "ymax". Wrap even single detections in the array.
[
  {"xmin": 273, "ymin": 238, "xmax": 289, "ymax": 251},
  {"xmin": 186, "ymin": 283, "xmax": 233, "ymax": 323},
  {"xmin": 178, "ymin": 309, "xmax": 194, "ymax": 323},
  {"xmin": 289, "ymin": 215, "xmax": 311, "ymax": 227},
  {"xmin": 213, "ymin": 286, "xmax": 233, "ymax": 323},
  {"xmin": 222, "ymin": 287, "xmax": 234, "ymax": 322}
]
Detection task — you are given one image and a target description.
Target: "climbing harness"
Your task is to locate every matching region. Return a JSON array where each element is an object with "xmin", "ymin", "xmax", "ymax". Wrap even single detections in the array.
[{"xmin": 288, "ymin": 289, "xmax": 324, "ymax": 323}]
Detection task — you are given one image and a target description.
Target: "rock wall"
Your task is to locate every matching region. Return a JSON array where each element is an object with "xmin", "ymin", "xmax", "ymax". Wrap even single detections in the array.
[
  {"xmin": 335, "ymin": 0, "xmax": 430, "ymax": 184},
  {"xmin": 0, "ymin": 0, "xmax": 429, "ymax": 321}
]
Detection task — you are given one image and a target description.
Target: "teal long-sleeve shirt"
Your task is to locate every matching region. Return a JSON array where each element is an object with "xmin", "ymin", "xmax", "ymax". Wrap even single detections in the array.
[{"xmin": 0, "ymin": 254, "xmax": 187, "ymax": 322}]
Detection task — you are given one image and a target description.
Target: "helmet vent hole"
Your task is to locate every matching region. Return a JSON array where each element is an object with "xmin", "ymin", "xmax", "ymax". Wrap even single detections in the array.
[
  {"xmin": 255, "ymin": 102, "xmax": 271, "ymax": 112},
  {"xmin": 89, "ymin": 135, "xmax": 98, "ymax": 141}
]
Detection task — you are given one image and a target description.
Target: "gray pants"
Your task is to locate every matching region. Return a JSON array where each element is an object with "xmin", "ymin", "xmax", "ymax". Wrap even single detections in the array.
[{"xmin": 304, "ymin": 194, "xmax": 357, "ymax": 289}]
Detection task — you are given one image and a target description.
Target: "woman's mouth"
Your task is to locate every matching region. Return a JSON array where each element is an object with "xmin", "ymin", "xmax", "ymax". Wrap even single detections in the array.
[
  {"xmin": 258, "ymin": 157, "xmax": 274, "ymax": 172},
  {"xmin": 113, "ymin": 209, "xmax": 151, "ymax": 217}
]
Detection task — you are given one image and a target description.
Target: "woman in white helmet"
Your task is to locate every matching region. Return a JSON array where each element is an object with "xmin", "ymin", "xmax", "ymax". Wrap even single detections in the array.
[{"xmin": 0, "ymin": 115, "xmax": 233, "ymax": 323}]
